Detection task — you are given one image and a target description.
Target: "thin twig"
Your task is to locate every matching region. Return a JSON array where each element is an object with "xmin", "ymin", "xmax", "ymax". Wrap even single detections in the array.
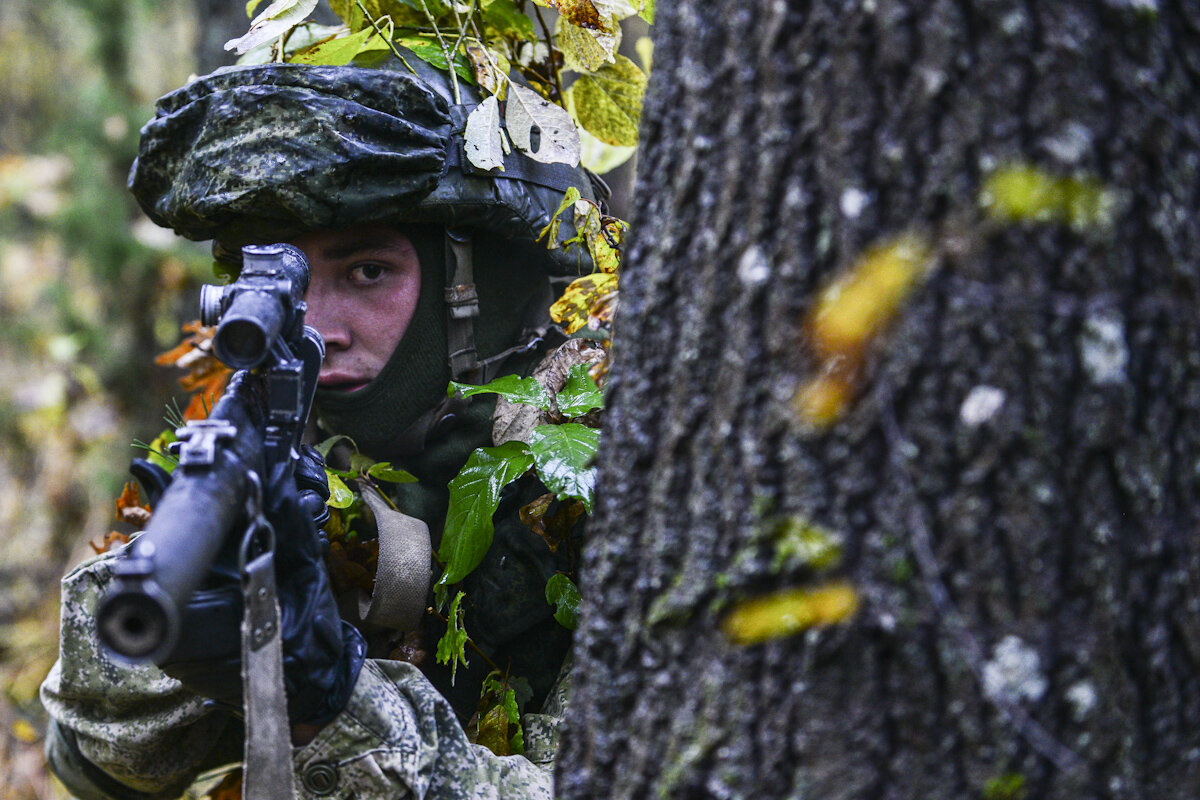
[
  {"xmin": 354, "ymin": 0, "xmax": 418, "ymax": 75},
  {"xmin": 417, "ymin": 0, "xmax": 462, "ymax": 104},
  {"xmin": 532, "ymin": 3, "xmax": 564, "ymax": 101}
]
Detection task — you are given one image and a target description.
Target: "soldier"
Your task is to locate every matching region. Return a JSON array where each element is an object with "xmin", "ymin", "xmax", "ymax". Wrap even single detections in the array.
[{"xmin": 41, "ymin": 55, "xmax": 602, "ymax": 799}]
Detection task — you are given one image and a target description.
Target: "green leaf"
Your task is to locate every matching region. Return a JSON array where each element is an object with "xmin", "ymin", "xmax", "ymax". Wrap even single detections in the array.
[
  {"xmin": 482, "ymin": 0, "xmax": 537, "ymax": 40},
  {"xmin": 637, "ymin": 0, "xmax": 654, "ymax": 23},
  {"xmin": 435, "ymin": 591, "xmax": 470, "ymax": 685},
  {"xmin": 325, "ymin": 470, "xmax": 355, "ymax": 508},
  {"xmin": 314, "ymin": 434, "xmax": 356, "ymax": 459},
  {"xmin": 545, "ymin": 573, "xmax": 581, "ymax": 629},
  {"xmin": 557, "ymin": 15, "xmax": 620, "ymax": 73},
  {"xmin": 396, "ymin": 34, "xmax": 476, "ymax": 85},
  {"xmin": 438, "ymin": 441, "xmax": 535, "ymax": 584},
  {"xmin": 537, "ymin": 186, "xmax": 582, "ymax": 248},
  {"xmin": 556, "ymin": 362, "xmax": 605, "ymax": 417},
  {"xmin": 349, "ymin": 451, "xmax": 375, "ymax": 474},
  {"xmin": 367, "ymin": 461, "xmax": 418, "ymax": 483},
  {"xmin": 566, "ymin": 53, "xmax": 646, "ymax": 147},
  {"xmin": 290, "ymin": 26, "xmax": 378, "ymax": 65},
  {"xmin": 449, "ymin": 374, "xmax": 553, "ymax": 410},
  {"xmin": 529, "ymin": 423, "xmax": 599, "ymax": 512}
]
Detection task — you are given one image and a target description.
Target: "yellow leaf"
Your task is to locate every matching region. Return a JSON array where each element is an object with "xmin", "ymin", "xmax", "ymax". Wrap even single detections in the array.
[
  {"xmin": 475, "ymin": 704, "xmax": 513, "ymax": 756},
  {"xmin": 722, "ymin": 582, "xmax": 860, "ymax": 645},
  {"xmin": 11, "ymin": 719, "xmax": 38, "ymax": 744},
  {"xmin": 809, "ymin": 233, "xmax": 931, "ymax": 359},
  {"xmin": 566, "ymin": 54, "xmax": 646, "ymax": 147},
  {"xmin": 572, "ymin": 198, "xmax": 625, "ymax": 274},
  {"xmin": 550, "ymin": 272, "xmax": 618, "ymax": 334},
  {"xmin": 289, "ymin": 26, "xmax": 377, "ymax": 65},
  {"xmin": 557, "ymin": 15, "xmax": 620, "ymax": 72},
  {"xmin": 792, "ymin": 371, "xmax": 855, "ymax": 430},
  {"xmin": 980, "ymin": 164, "xmax": 1116, "ymax": 229}
]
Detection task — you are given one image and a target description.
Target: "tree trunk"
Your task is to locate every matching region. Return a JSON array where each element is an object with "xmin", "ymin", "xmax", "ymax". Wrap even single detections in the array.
[{"xmin": 559, "ymin": 3, "xmax": 1200, "ymax": 799}]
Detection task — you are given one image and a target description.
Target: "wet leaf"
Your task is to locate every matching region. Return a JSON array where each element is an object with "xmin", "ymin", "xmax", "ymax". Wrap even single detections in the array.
[
  {"xmin": 721, "ymin": 582, "xmax": 860, "ymax": 645},
  {"xmin": 367, "ymin": 462, "xmax": 418, "ymax": 483},
  {"xmin": 464, "ymin": 95, "xmax": 506, "ymax": 172},
  {"xmin": 550, "ymin": 272, "xmax": 618, "ymax": 334},
  {"xmin": 529, "ymin": 423, "xmax": 599, "ymax": 512},
  {"xmin": 545, "ymin": 572, "xmax": 581, "ymax": 629},
  {"xmin": 556, "ymin": 362, "xmax": 605, "ymax": 417},
  {"xmin": 506, "ymin": 84, "xmax": 581, "ymax": 166},
  {"xmin": 566, "ymin": 54, "xmax": 646, "ymax": 147},
  {"xmin": 450, "ymin": 373, "xmax": 553, "ymax": 410},
  {"xmin": 325, "ymin": 469, "xmax": 355, "ymax": 508},
  {"xmin": 435, "ymin": 590, "xmax": 470, "ymax": 684},
  {"xmin": 439, "ymin": 441, "xmax": 535, "ymax": 584},
  {"xmin": 225, "ymin": 0, "xmax": 319, "ymax": 55}
]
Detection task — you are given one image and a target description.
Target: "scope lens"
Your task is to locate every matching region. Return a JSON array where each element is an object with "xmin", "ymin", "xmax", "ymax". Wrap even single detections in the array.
[{"xmin": 216, "ymin": 319, "xmax": 268, "ymax": 369}]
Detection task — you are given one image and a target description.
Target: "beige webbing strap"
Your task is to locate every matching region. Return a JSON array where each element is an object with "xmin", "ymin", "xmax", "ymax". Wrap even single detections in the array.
[
  {"xmin": 444, "ymin": 229, "xmax": 480, "ymax": 382},
  {"xmin": 358, "ymin": 486, "xmax": 431, "ymax": 632}
]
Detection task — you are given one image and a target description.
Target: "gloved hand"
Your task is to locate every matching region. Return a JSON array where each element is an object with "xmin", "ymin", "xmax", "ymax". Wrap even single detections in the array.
[{"xmin": 156, "ymin": 446, "xmax": 365, "ymax": 726}]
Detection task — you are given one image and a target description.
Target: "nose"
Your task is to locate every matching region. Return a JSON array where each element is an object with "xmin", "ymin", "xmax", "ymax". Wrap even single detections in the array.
[{"xmin": 304, "ymin": 282, "xmax": 350, "ymax": 351}]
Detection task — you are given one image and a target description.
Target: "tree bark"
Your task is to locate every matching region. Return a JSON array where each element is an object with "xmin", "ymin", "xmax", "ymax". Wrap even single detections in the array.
[{"xmin": 560, "ymin": 3, "xmax": 1200, "ymax": 799}]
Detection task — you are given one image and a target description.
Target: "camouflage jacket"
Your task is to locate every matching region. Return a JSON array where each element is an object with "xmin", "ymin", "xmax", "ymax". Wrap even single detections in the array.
[
  {"xmin": 40, "ymin": 547, "xmax": 567, "ymax": 800},
  {"xmin": 40, "ymin": 341, "xmax": 596, "ymax": 799}
]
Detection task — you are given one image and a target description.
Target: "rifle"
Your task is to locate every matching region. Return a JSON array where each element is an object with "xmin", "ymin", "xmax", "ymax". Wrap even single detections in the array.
[{"xmin": 96, "ymin": 243, "xmax": 324, "ymax": 663}]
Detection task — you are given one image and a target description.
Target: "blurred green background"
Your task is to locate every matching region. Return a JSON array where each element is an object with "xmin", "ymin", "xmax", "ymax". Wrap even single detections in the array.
[
  {"xmin": 0, "ymin": 3, "xmax": 640, "ymax": 794},
  {"xmin": 0, "ymin": 1, "xmax": 245, "ymax": 795}
]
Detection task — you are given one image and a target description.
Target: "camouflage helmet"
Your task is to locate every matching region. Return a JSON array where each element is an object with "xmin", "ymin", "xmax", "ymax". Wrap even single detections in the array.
[
  {"xmin": 128, "ymin": 56, "xmax": 605, "ymax": 455},
  {"xmin": 128, "ymin": 55, "xmax": 603, "ymax": 275}
]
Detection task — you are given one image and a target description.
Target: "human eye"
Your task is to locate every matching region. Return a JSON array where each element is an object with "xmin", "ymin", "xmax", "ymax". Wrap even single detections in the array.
[{"xmin": 348, "ymin": 262, "xmax": 387, "ymax": 284}]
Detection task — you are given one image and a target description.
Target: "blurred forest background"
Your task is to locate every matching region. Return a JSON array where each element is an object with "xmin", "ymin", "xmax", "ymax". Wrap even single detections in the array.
[
  {"xmin": 0, "ymin": 1, "xmax": 641, "ymax": 794},
  {"xmin": 0, "ymin": 1, "xmax": 249, "ymax": 795}
]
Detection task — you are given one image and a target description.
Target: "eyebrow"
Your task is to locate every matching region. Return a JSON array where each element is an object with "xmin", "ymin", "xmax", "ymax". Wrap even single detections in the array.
[{"xmin": 318, "ymin": 236, "xmax": 413, "ymax": 261}]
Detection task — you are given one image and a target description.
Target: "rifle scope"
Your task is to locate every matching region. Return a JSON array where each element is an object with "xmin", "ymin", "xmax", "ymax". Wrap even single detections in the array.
[{"xmin": 200, "ymin": 244, "xmax": 310, "ymax": 369}]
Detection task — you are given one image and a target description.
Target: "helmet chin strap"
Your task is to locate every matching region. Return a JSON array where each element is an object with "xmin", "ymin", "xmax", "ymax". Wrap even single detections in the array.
[{"xmin": 444, "ymin": 228, "xmax": 481, "ymax": 383}]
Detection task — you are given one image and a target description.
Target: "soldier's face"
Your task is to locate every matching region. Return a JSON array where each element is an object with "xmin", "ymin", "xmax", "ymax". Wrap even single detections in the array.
[{"xmin": 294, "ymin": 226, "xmax": 422, "ymax": 393}]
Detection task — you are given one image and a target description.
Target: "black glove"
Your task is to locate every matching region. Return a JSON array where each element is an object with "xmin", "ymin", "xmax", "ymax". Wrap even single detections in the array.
[{"xmin": 156, "ymin": 447, "xmax": 365, "ymax": 726}]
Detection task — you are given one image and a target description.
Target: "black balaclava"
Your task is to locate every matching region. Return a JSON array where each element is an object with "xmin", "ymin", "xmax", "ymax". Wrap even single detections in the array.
[{"xmin": 311, "ymin": 226, "xmax": 548, "ymax": 462}]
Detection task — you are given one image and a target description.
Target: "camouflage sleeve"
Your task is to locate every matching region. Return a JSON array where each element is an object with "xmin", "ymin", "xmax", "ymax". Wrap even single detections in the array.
[
  {"xmin": 39, "ymin": 551, "xmax": 239, "ymax": 798},
  {"xmin": 42, "ymin": 551, "xmax": 566, "ymax": 800},
  {"xmin": 292, "ymin": 659, "xmax": 554, "ymax": 799}
]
